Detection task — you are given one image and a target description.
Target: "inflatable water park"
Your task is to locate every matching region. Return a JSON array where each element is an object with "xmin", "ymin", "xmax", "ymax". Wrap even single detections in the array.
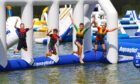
[{"xmin": 0, "ymin": 0, "xmax": 140, "ymax": 72}]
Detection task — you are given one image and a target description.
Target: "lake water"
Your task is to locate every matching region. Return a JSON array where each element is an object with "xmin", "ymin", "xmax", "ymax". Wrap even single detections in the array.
[{"xmin": 1, "ymin": 29, "xmax": 140, "ymax": 84}]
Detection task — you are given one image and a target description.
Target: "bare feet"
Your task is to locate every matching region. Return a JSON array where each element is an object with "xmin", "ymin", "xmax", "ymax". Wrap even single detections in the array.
[
  {"xmin": 80, "ymin": 59, "xmax": 84, "ymax": 64},
  {"xmin": 23, "ymin": 48, "xmax": 28, "ymax": 51},
  {"xmin": 13, "ymin": 49, "xmax": 19, "ymax": 54},
  {"xmin": 46, "ymin": 52, "xmax": 52, "ymax": 57},
  {"xmin": 72, "ymin": 51, "xmax": 78, "ymax": 55}
]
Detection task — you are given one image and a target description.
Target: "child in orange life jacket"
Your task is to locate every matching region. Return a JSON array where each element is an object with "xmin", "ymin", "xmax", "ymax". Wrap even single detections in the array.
[
  {"xmin": 46, "ymin": 29, "xmax": 59, "ymax": 57},
  {"xmin": 14, "ymin": 19, "xmax": 34, "ymax": 54},
  {"xmin": 69, "ymin": 14, "xmax": 94, "ymax": 64},
  {"xmin": 93, "ymin": 16, "xmax": 118, "ymax": 56}
]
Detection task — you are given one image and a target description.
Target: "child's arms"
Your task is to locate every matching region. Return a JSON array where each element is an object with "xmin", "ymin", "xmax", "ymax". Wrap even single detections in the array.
[
  {"xmin": 46, "ymin": 29, "xmax": 52, "ymax": 36},
  {"xmin": 14, "ymin": 19, "xmax": 19, "ymax": 29},
  {"xmin": 87, "ymin": 16, "xmax": 95, "ymax": 29},
  {"xmin": 83, "ymin": 16, "xmax": 95, "ymax": 34},
  {"xmin": 69, "ymin": 14, "xmax": 78, "ymax": 32},
  {"xmin": 69, "ymin": 14, "xmax": 74, "ymax": 25},
  {"xmin": 108, "ymin": 28, "xmax": 118, "ymax": 32},
  {"xmin": 87, "ymin": 21, "xmax": 94, "ymax": 29},
  {"xmin": 92, "ymin": 16, "xmax": 99, "ymax": 28},
  {"xmin": 28, "ymin": 20, "xmax": 35, "ymax": 30}
]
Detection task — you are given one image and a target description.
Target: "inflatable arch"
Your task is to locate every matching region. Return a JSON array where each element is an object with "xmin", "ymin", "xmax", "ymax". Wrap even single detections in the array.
[{"xmin": 0, "ymin": 0, "xmax": 118, "ymax": 71}]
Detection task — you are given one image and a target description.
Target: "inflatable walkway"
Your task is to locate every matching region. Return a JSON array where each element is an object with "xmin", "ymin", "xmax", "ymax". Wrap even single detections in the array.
[{"xmin": 120, "ymin": 10, "xmax": 140, "ymax": 29}]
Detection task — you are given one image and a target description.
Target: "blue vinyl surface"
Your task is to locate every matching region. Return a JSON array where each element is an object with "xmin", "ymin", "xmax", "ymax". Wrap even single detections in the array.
[{"xmin": 2, "ymin": 38, "xmax": 140, "ymax": 71}]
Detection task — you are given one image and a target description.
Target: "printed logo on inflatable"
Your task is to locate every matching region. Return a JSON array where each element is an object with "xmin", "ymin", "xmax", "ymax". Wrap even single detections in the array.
[
  {"xmin": 119, "ymin": 46, "xmax": 138, "ymax": 53},
  {"xmin": 33, "ymin": 61, "xmax": 55, "ymax": 67}
]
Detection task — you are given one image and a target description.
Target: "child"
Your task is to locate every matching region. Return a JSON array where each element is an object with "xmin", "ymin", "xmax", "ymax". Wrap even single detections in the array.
[
  {"xmin": 14, "ymin": 19, "xmax": 34, "ymax": 53},
  {"xmin": 69, "ymin": 14, "xmax": 94, "ymax": 64},
  {"xmin": 46, "ymin": 29, "xmax": 59, "ymax": 56},
  {"xmin": 93, "ymin": 16, "xmax": 118, "ymax": 56}
]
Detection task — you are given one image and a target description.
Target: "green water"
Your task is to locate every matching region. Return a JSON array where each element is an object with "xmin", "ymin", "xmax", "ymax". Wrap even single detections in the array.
[{"xmin": 0, "ymin": 60, "xmax": 140, "ymax": 84}]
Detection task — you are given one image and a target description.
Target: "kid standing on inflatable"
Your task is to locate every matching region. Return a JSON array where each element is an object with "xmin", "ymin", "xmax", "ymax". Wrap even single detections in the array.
[
  {"xmin": 70, "ymin": 14, "xmax": 94, "ymax": 64},
  {"xmin": 46, "ymin": 29, "xmax": 59, "ymax": 56},
  {"xmin": 93, "ymin": 16, "xmax": 118, "ymax": 56},
  {"xmin": 14, "ymin": 19, "xmax": 34, "ymax": 53}
]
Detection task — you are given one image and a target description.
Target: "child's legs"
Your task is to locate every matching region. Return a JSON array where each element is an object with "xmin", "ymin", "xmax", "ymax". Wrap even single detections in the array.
[
  {"xmin": 23, "ymin": 41, "xmax": 28, "ymax": 51},
  {"xmin": 48, "ymin": 44, "xmax": 56, "ymax": 55},
  {"xmin": 75, "ymin": 42, "xmax": 84, "ymax": 64},
  {"xmin": 94, "ymin": 44, "xmax": 98, "ymax": 51},
  {"xmin": 72, "ymin": 41, "xmax": 78, "ymax": 55},
  {"xmin": 15, "ymin": 41, "xmax": 22, "ymax": 53},
  {"xmin": 14, "ymin": 49, "xmax": 19, "ymax": 53},
  {"xmin": 46, "ymin": 45, "xmax": 53, "ymax": 57},
  {"xmin": 23, "ymin": 48, "xmax": 27, "ymax": 51},
  {"xmin": 75, "ymin": 41, "xmax": 83, "ymax": 63},
  {"xmin": 94, "ymin": 40, "xmax": 99, "ymax": 55},
  {"xmin": 46, "ymin": 52, "xmax": 52, "ymax": 56},
  {"xmin": 75, "ymin": 41, "xmax": 82, "ymax": 56},
  {"xmin": 101, "ymin": 44, "xmax": 106, "ymax": 56},
  {"xmin": 52, "ymin": 47, "xmax": 57, "ymax": 55},
  {"xmin": 100, "ymin": 40, "xmax": 106, "ymax": 51},
  {"xmin": 101, "ymin": 44, "xmax": 106, "ymax": 51},
  {"xmin": 72, "ymin": 51, "xmax": 78, "ymax": 54},
  {"xmin": 94, "ymin": 40, "xmax": 99, "ymax": 50},
  {"xmin": 48, "ymin": 46, "xmax": 53, "ymax": 53},
  {"xmin": 75, "ymin": 41, "xmax": 80, "ymax": 55}
]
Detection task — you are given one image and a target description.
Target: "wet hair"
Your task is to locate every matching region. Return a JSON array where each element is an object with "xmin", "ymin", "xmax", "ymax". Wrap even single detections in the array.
[
  {"xmin": 101, "ymin": 23, "xmax": 107, "ymax": 27},
  {"xmin": 53, "ymin": 29, "xmax": 58, "ymax": 33},
  {"xmin": 20, "ymin": 23, "xmax": 24, "ymax": 26},
  {"xmin": 79, "ymin": 23, "xmax": 84, "ymax": 26}
]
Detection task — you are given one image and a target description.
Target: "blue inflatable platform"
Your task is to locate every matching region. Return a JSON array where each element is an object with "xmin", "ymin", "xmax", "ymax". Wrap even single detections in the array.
[
  {"xmin": 133, "ymin": 50, "xmax": 140, "ymax": 68},
  {"xmin": 0, "ymin": 49, "xmax": 134, "ymax": 71}
]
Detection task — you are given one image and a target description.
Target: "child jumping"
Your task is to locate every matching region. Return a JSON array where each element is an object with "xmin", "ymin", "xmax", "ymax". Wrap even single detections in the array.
[
  {"xmin": 70, "ymin": 14, "xmax": 94, "ymax": 64},
  {"xmin": 14, "ymin": 19, "xmax": 34, "ymax": 53},
  {"xmin": 93, "ymin": 16, "xmax": 118, "ymax": 56},
  {"xmin": 46, "ymin": 29, "xmax": 59, "ymax": 56}
]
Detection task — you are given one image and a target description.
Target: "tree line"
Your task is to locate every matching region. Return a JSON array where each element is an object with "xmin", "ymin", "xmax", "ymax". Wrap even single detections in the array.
[
  {"xmin": 111, "ymin": 0, "xmax": 140, "ymax": 17},
  {"xmin": 8, "ymin": 0, "xmax": 140, "ymax": 18}
]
